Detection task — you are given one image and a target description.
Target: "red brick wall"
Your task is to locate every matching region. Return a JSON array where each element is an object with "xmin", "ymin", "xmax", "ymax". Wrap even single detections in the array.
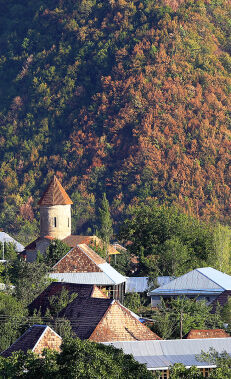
[
  {"xmin": 89, "ymin": 302, "xmax": 160, "ymax": 342},
  {"xmin": 52, "ymin": 247, "xmax": 102, "ymax": 273}
]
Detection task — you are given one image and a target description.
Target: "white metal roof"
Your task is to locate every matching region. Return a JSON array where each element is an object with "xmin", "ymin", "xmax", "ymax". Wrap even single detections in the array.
[
  {"xmin": 49, "ymin": 269, "xmax": 126, "ymax": 286},
  {"xmin": 150, "ymin": 267, "xmax": 231, "ymax": 296},
  {"xmin": 125, "ymin": 276, "xmax": 174, "ymax": 293},
  {"xmin": 104, "ymin": 338, "xmax": 231, "ymax": 370},
  {"xmin": 98, "ymin": 262, "xmax": 126, "ymax": 285},
  {"xmin": 0, "ymin": 232, "xmax": 24, "ymax": 253}
]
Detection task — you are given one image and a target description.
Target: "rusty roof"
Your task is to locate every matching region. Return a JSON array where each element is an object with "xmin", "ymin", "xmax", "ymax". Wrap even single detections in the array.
[
  {"xmin": 184, "ymin": 329, "xmax": 230, "ymax": 339},
  {"xmin": 38, "ymin": 175, "xmax": 73, "ymax": 206}
]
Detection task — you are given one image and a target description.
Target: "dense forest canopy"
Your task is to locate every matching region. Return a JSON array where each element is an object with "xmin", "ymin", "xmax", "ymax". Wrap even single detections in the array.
[{"xmin": 0, "ymin": 0, "xmax": 230, "ymax": 242}]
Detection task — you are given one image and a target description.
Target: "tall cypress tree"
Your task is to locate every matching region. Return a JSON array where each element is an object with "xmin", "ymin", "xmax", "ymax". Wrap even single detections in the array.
[{"xmin": 98, "ymin": 193, "xmax": 113, "ymax": 260}]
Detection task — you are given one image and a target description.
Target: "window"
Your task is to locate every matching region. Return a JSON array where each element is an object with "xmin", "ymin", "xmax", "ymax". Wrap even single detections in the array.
[
  {"xmin": 68, "ymin": 217, "xmax": 70, "ymax": 227},
  {"xmin": 160, "ymin": 370, "xmax": 169, "ymax": 379},
  {"xmin": 54, "ymin": 217, "xmax": 57, "ymax": 227}
]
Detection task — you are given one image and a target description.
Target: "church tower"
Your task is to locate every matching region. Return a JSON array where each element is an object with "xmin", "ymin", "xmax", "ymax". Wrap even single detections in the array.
[{"xmin": 38, "ymin": 176, "xmax": 73, "ymax": 240}]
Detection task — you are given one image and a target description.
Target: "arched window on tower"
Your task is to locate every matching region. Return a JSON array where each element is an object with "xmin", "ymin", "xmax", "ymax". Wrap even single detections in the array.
[
  {"xmin": 68, "ymin": 218, "xmax": 70, "ymax": 227},
  {"xmin": 54, "ymin": 217, "xmax": 57, "ymax": 227}
]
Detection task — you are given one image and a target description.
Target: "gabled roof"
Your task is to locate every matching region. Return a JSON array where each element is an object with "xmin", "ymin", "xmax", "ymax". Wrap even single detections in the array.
[
  {"xmin": 104, "ymin": 338, "xmax": 231, "ymax": 370},
  {"xmin": 24, "ymin": 236, "xmax": 54, "ymax": 251},
  {"xmin": 28, "ymin": 282, "xmax": 107, "ymax": 316},
  {"xmin": 150, "ymin": 267, "xmax": 231, "ymax": 295},
  {"xmin": 50, "ymin": 244, "xmax": 126, "ymax": 285},
  {"xmin": 62, "ymin": 235, "xmax": 120, "ymax": 255},
  {"xmin": 0, "ymin": 232, "xmax": 24, "ymax": 252},
  {"xmin": 125, "ymin": 276, "xmax": 173, "ymax": 293},
  {"xmin": 1, "ymin": 325, "xmax": 61, "ymax": 357},
  {"xmin": 59, "ymin": 297, "xmax": 113, "ymax": 339},
  {"xmin": 58, "ymin": 298, "xmax": 160, "ymax": 341},
  {"xmin": 184, "ymin": 329, "xmax": 230, "ymax": 339},
  {"xmin": 38, "ymin": 175, "xmax": 73, "ymax": 206}
]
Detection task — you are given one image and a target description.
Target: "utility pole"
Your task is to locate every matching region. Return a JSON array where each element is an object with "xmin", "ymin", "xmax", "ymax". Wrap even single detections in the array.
[{"xmin": 180, "ymin": 310, "xmax": 183, "ymax": 339}]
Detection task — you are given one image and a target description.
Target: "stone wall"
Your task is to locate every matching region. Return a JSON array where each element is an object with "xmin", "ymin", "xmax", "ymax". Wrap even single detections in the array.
[{"xmin": 40, "ymin": 204, "xmax": 71, "ymax": 239}]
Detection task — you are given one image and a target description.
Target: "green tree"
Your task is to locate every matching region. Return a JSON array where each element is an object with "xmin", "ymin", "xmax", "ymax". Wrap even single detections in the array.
[
  {"xmin": 0, "ymin": 292, "xmax": 26, "ymax": 351},
  {"xmin": 152, "ymin": 297, "xmax": 223, "ymax": 339},
  {"xmin": 44, "ymin": 239, "xmax": 70, "ymax": 267},
  {"xmin": 8, "ymin": 260, "xmax": 50, "ymax": 305},
  {"xmin": 98, "ymin": 193, "xmax": 113, "ymax": 260},
  {"xmin": 209, "ymin": 224, "xmax": 231, "ymax": 274},
  {"xmin": 0, "ymin": 338, "xmax": 153, "ymax": 379},
  {"xmin": 119, "ymin": 202, "xmax": 213, "ymax": 276}
]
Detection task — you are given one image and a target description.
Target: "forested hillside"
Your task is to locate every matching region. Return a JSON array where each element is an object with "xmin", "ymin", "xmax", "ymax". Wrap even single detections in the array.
[{"xmin": 0, "ymin": 0, "xmax": 230, "ymax": 241}]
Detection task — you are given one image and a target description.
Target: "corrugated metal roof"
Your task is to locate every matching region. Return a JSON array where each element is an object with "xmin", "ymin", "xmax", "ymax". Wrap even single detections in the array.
[
  {"xmin": 0, "ymin": 232, "xmax": 24, "ymax": 252},
  {"xmin": 150, "ymin": 267, "xmax": 231, "ymax": 295},
  {"xmin": 104, "ymin": 338, "xmax": 231, "ymax": 369},
  {"xmin": 49, "ymin": 271, "xmax": 125, "ymax": 286},
  {"xmin": 125, "ymin": 277, "xmax": 174, "ymax": 293},
  {"xmin": 98, "ymin": 262, "xmax": 125, "ymax": 285}
]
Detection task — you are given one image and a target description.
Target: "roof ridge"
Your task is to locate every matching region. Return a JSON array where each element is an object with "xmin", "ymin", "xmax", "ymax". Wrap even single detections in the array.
[
  {"xmin": 196, "ymin": 268, "xmax": 226, "ymax": 290},
  {"xmin": 38, "ymin": 175, "xmax": 73, "ymax": 206}
]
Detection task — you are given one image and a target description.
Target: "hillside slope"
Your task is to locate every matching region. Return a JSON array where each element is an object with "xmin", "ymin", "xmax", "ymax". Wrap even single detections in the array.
[{"xmin": 0, "ymin": 0, "xmax": 230, "ymax": 238}]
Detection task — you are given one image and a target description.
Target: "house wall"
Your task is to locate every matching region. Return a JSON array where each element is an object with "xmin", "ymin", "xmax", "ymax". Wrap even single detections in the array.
[
  {"xmin": 89, "ymin": 302, "xmax": 159, "ymax": 342},
  {"xmin": 151, "ymin": 294, "xmax": 218, "ymax": 307},
  {"xmin": 33, "ymin": 328, "xmax": 62, "ymax": 356},
  {"xmin": 40, "ymin": 204, "xmax": 71, "ymax": 239},
  {"xmin": 92, "ymin": 286, "xmax": 109, "ymax": 298}
]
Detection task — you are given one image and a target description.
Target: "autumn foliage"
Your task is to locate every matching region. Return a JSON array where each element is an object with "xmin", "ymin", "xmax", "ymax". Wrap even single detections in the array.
[{"xmin": 0, "ymin": 0, "xmax": 230, "ymax": 239}]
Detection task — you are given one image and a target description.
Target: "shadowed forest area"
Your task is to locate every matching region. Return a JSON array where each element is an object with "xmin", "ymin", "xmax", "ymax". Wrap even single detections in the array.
[{"xmin": 0, "ymin": 0, "xmax": 230, "ymax": 243}]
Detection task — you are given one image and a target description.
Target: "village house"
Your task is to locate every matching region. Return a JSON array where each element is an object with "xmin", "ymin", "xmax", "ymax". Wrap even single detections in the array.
[
  {"xmin": 28, "ymin": 282, "xmax": 160, "ymax": 342},
  {"xmin": 28, "ymin": 282, "xmax": 108, "ymax": 316},
  {"xmin": 48, "ymin": 243, "xmax": 126, "ymax": 302},
  {"xmin": 150, "ymin": 267, "xmax": 231, "ymax": 308},
  {"xmin": 1, "ymin": 325, "xmax": 62, "ymax": 358},
  {"xmin": 57, "ymin": 296, "xmax": 160, "ymax": 342},
  {"xmin": 104, "ymin": 337, "xmax": 231, "ymax": 378}
]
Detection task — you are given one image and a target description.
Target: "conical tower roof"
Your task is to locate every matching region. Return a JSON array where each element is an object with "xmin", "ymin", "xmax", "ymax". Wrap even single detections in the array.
[{"xmin": 38, "ymin": 176, "xmax": 73, "ymax": 206}]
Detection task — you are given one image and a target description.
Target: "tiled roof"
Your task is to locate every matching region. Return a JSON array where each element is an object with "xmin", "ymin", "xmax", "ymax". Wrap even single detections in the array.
[
  {"xmin": 1, "ymin": 325, "xmax": 46, "ymax": 357},
  {"xmin": 24, "ymin": 236, "xmax": 54, "ymax": 251},
  {"xmin": 28, "ymin": 282, "xmax": 102, "ymax": 316},
  {"xmin": 58, "ymin": 298, "xmax": 160, "ymax": 341},
  {"xmin": 210, "ymin": 290, "xmax": 231, "ymax": 313},
  {"xmin": 59, "ymin": 297, "xmax": 113, "ymax": 339},
  {"xmin": 62, "ymin": 235, "xmax": 120, "ymax": 255},
  {"xmin": 62, "ymin": 235, "xmax": 92, "ymax": 247},
  {"xmin": 38, "ymin": 175, "xmax": 73, "ymax": 206},
  {"xmin": 184, "ymin": 329, "xmax": 230, "ymax": 339},
  {"xmin": 50, "ymin": 244, "xmax": 126, "ymax": 285}
]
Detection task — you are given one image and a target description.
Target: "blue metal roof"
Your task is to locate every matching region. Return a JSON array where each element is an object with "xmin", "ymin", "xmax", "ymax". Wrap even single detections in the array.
[
  {"xmin": 150, "ymin": 267, "xmax": 231, "ymax": 296},
  {"xmin": 125, "ymin": 276, "xmax": 173, "ymax": 293}
]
